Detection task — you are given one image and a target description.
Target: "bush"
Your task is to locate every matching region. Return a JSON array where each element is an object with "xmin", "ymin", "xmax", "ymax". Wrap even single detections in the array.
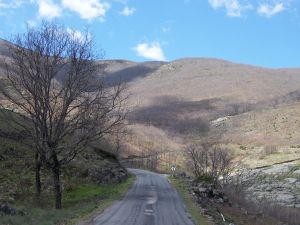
[
  {"xmin": 185, "ymin": 141, "xmax": 233, "ymax": 186},
  {"xmin": 196, "ymin": 175, "xmax": 214, "ymax": 183}
]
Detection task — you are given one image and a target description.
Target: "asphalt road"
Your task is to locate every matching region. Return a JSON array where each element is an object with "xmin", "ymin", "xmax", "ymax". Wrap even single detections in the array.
[{"xmin": 90, "ymin": 169, "xmax": 195, "ymax": 225}]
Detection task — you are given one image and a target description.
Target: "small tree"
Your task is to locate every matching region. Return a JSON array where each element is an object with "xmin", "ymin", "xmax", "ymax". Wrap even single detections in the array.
[
  {"xmin": 0, "ymin": 22, "xmax": 126, "ymax": 209},
  {"xmin": 185, "ymin": 141, "xmax": 233, "ymax": 186}
]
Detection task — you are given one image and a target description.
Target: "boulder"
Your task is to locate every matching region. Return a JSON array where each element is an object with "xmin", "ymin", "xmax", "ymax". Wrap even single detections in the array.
[
  {"xmin": 0, "ymin": 203, "xmax": 17, "ymax": 215},
  {"xmin": 284, "ymin": 178, "xmax": 297, "ymax": 184},
  {"xmin": 293, "ymin": 169, "xmax": 300, "ymax": 175},
  {"xmin": 89, "ymin": 166, "xmax": 128, "ymax": 184}
]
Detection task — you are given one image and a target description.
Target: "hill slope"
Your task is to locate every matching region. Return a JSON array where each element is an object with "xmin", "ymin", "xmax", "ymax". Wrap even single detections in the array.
[
  {"xmin": 122, "ymin": 58, "xmax": 300, "ymax": 168},
  {"xmin": 1, "ymin": 39, "xmax": 300, "ymax": 168}
]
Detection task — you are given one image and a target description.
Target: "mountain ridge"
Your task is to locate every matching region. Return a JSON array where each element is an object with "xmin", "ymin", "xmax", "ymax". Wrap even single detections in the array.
[{"xmin": 1, "ymin": 38, "xmax": 300, "ymax": 168}]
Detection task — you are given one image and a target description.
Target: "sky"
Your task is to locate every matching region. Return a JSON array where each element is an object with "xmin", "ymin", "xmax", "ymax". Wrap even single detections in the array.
[{"xmin": 0, "ymin": 0, "xmax": 299, "ymax": 68}]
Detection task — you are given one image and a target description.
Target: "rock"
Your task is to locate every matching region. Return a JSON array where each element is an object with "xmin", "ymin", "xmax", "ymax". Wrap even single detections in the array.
[
  {"xmin": 284, "ymin": 178, "xmax": 298, "ymax": 184},
  {"xmin": 198, "ymin": 187, "xmax": 208, "ymax": 193},
  {"xmin": 217, "ymin": 198, "xmax": 224, "ymax": 203},
  {"xmin": 261, "ymin": 162, "xmax": 294, "ymax": 174},
  {"xmin": 0, "ymin": 204, "xmax": 17, "ymax": 215},
  {"xmin": 293, "ymin": 169, "xmax": 300, "ymax": 175},
  {"xmin": 265, "ymin": 186, "xmax": 272, "ymax": 192},
  {"xmin": 275, "ymin": 193, "xmax": 295, "ymax": 204},
  {"xmin": 88, "ymin": 166, "xmax": 128, "ymax": 184}
]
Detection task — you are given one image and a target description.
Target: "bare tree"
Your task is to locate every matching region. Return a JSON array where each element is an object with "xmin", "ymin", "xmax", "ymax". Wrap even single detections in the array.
[
  {"xmin": 209, "ymin": 146, "xmax": 232, "ymax": 185},
  {"xmin": 185, "ymin": 141, "xmax": 233, "ymax": 186},
  {"xmin": 0, "ymin": 22, "xmax": 126, "ymax": 209},
  {"xmin": 185, "ymin": 142, "xmax": 210, "ymax": 178}
]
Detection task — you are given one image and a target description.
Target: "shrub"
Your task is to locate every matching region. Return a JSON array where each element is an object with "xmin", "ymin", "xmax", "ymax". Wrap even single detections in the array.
[{"xmin": 185, "ymin": 141, "xmax": 233, "ymax": 186}]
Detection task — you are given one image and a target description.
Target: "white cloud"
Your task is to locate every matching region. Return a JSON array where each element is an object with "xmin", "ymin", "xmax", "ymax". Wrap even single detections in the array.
[
  {"xmin": 66, "ymin": 28, "xmax": 91, "ymax": 42},
  {"xmin": 257, "ymin": 2, "xmax": 285, "ymax": 18},
  {"xmin": 62, "ymin": 0, "xmax": 110, "ymax": 21},
  {"xmin": 37, "ymin": 0, "xmax": 62, "ymax": 19},
  {"xmin": 133, "ymin": 42, "xmax": 167, "ymax": 61},
  {"xmin": 120, "ymin": 6, "xmax": 135, "ymax": 16},
  {"xmin": 208, "ymin": 0, "xmax": 252, "ymax": 17},
  {"xmin": 0, "ymin": 0, "xmax": 24, "ymax": 9}
]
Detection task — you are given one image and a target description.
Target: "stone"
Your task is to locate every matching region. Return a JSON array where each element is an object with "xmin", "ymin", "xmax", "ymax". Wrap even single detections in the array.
[
  {"xmin": 293, "ymin": 169, "xmax": 300, "ymax": 175},
  {"xmin": 198, "ymin": 187, "xmax": 208, "ymax": 193},
  {"xmin": 0, "ymin": 204, "xmax": 17, "ymax": 215},
  {"xmin": 275, "ymin": 193, "xmax": 295, "ymax": 203},
  {"xmin": 284, "ymin": 178, "xmax": 298, "ymax": 184},
  {"xmin": 217, "ymin": 198, "xmax": 224, "ymax": 203},
  {"xmin": 265, "ymin": 186, "xmax": 272, "ymax": 192}
]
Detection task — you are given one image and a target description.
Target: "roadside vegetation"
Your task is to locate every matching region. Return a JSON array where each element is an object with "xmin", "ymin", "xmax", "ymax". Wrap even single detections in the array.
[
  {"xmin": 0, "ymin": 175, "xmax": 135, "ymax": 225},
  {"xmin": 169, "ymin": 176, "xmax": 212, "ymax": 225},
  {"xmin": 182, "ymin": 140, "xmax": 300, "ymax": 225},
  {"xmin": 0, "ymin": 107, "xmax": 133, "ymax": 224}
]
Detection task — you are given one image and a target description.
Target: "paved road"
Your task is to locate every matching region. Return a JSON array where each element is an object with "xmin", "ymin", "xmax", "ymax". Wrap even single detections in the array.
[{"xmin": 90, "ymin": 169, "xmax": 195, "ymax": 225}]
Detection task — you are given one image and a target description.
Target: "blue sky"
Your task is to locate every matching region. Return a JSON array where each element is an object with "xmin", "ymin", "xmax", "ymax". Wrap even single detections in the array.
[{"xmin": 0, "ymin": 0, "xmax": 299, "ymax": 68}]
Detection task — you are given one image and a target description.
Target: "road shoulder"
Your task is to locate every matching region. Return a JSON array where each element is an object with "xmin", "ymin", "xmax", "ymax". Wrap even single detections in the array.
[{"xmin": 169, "ymin": 176, "xmax": 213, "ymax": 225}]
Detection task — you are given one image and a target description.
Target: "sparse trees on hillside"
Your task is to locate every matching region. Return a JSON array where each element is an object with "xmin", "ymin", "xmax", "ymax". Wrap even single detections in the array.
[{"xmin": 0, "ymin": 22, "xmax": 126, "ymax": 209}]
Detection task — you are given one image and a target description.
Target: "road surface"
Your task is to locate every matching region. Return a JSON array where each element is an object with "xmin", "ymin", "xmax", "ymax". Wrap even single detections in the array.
[{"xmin": 90, "ymin": 169, "xmax": 195, "ymax": 225}]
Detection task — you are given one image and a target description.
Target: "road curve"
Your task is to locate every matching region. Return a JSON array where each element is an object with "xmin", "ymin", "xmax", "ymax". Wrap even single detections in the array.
[{"xmin": 90, "ymin": 169, "xmax": 195, "ymax": 225}]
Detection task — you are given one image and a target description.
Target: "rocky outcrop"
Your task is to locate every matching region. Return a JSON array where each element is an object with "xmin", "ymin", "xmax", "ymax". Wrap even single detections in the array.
[
  {"xmin": 88, "ymin": 165, "xmax": 128, "ymax": 184},
  {"xmin": 191, "ymin": 181, "xmax": 229, "ymax": 205},
  {"xmin": 245, "ymin": 162, "xmax": 300, "ymax": 208},
  {"xmin": 74, "ymin": 145, "xmax": 129, "ymax": 184}
]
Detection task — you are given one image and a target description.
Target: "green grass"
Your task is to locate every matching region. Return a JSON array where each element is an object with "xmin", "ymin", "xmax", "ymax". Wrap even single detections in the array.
[
  {"xmin": 169, "ymin": 177, "xmax": 212, "ymax": 225},
  {"xmin": 0, "ymin": 175, "xmax": 135, "ymax": 225}
]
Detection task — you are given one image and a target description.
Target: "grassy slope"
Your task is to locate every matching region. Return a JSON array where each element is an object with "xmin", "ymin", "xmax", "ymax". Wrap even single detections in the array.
[
  {"xmin": 169, "ymin": 177, "xmax": 212, "ymax": 225},
  {"xmin": 0, "ymin": 176, "xmax": 135, "ymax": 225},
  {"xmin": 0, "ymin": 109, "xmax": 135, "ymax": 225}
]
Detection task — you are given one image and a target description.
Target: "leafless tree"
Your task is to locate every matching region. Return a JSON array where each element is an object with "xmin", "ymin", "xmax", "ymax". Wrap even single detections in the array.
[
  {"xmin": 0, "ymin": 22, "xmax": 126, "ymax": 209},
  {"xmin": 209, "ymin": 146, "xmax": 233, "ymax": 185},
  {"xmin": 185, "ymin": 141, "xmax": 233, "ymax": 186},
  {"xmin": 185, "ymin": 142, "xmax": 210, "ymax": 178}
]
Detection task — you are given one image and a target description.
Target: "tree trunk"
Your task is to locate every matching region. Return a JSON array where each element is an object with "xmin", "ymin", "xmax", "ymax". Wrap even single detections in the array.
[
  {"xmin": 52, "ymin": 164, "xmax": 62, "ymax": 209},
  {"xmin": 35, "ymin": 152, "xmax": 42, "ymax": 203}
]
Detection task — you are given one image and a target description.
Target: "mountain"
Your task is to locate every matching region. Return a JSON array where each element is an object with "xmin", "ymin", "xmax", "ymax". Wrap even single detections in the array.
[
  {"xmin": 121, "ymin": 58, "xmax": 300, "ymax": 168},
  {"xmin": 1, "ymin": 39, "xmax": 300, "ymax": 168}
]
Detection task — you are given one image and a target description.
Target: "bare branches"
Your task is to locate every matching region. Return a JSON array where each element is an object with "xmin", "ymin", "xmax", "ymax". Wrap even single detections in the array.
[
  {"xmin": 185, "ymin": 141, "xmax": 233, "ymax": 186},
  {"xmin": 0, "ymin": 21, "xmax": 127, "ymax": 209}
]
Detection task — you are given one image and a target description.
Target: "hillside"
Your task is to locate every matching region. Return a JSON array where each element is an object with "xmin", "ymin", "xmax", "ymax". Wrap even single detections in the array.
[
  {"xmin": 1, "ymin": 39, "xmax": 300, "ymax": 168},
  {"xmin": 0, "ymin": 107, "xmax": 131, "ymax": 224},
  {"xmin": 120, "ymin": 58, "xmax": 300, "ymax": 168}
]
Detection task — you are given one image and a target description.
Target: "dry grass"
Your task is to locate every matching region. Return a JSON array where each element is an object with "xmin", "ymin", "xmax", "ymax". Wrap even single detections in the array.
[
  {"xmin": 122, "ymin": 58, "xmax": 300, "ymax": 168},
  {"xmin": 2, "ymin": 41, "xmax": 300, "ymax": 168}
]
